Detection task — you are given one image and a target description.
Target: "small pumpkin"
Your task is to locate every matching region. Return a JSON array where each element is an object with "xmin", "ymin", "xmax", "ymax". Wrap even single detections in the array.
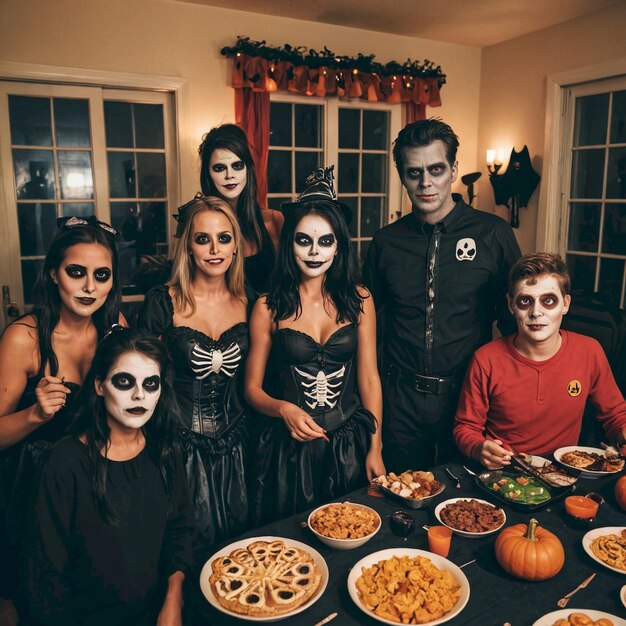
[
  {"xmin": 495, "ymin": 518, "xmax": 564, "ymax": 580},
  {"xmin": 615, "ymin": 475, "xmax": 626, "ymax": 511}
]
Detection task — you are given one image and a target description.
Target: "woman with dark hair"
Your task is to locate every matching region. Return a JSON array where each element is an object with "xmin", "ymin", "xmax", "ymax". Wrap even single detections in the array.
[
  {"xmin": 138, "ymin": 196, "xmax": 253, "ymax": 547},
  {"xmin": 245, "ymin": 168, "xmax": 385, "ymax": 525},
  {"xmin": 0, "ymin": 217, "xmax": 125, "ymax": 598},
  {"xmin": 21, "ymin": 328, "xmax": 194, "ymax": 626},
  {"xmin": 198, "ymin": 123, "xmax": 283, "ymax": 293}
]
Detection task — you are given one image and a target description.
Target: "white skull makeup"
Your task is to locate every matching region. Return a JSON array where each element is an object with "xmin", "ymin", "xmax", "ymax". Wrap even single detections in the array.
[
  {"xmin": 293, "ymin": 213, "xmax": 338, "ymax": 279},
  {"xmin": 96, "ymin": 351, "xmax": 162, "ymax": 430},
  {"xmin": 455, "ymin": 237, "xmax": 477, "ymax": 261}
]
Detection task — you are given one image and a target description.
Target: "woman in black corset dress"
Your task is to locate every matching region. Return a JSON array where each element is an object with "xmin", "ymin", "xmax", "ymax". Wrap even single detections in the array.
[
  {"xmin": 198, "ymin": 124, "xmax": 283, "ymax": 293},
  {"xmin": 138, "ymin": 196, "xmax": 252, "ymax": 547},
  {"xmin": 245, "ymin": 168, "xmax": 386, "ymax": 525},
  {"xmin": 0, "ymin": 217, "xmax": 123, "ymax": 597}
]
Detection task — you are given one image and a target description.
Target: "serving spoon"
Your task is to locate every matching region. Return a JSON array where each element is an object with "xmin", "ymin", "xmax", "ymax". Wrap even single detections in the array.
[{"xmin": 557, "ymin": 572, "xmax": 596, "ymax": 608}]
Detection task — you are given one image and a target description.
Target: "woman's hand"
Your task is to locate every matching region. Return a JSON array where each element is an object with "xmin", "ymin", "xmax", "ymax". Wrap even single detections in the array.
[
  {"xmin": 34, "ymin": 376, "xmax": 72, "ymax": 422},
  {"xmin": 473, "ymin": 439, "xmax": 511, "ymax": 469},
  {"xmin": 279, "ymin": 402, "xmax": 329, "ymax": 443},
  {"xmin": 157, "ymin": 598, "xmax": 182, "ymax": 626},
  {"xmin": 365, "ymin": 446, "xmax": 386, "ymax": 481}
]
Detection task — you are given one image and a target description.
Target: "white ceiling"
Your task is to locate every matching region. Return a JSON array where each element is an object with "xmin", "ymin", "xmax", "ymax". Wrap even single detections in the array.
[{"xmin": 176, "ymin": 0, "xmax": 621, "ymax": 47}]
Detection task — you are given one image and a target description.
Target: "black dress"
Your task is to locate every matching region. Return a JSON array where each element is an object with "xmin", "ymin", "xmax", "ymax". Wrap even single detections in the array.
[
  {"xmin": 21, "ymin": 436, "xmax": 195, "ymax": 626},
  {"xmin": 138, "ymin": 286, "xmax": 250, "ymax": 547},
  {"xmin": 250, "ymin": 323, "xmax": 375, "ymax": 526},
  {"xmin": 244, "ymin": 230, "xmax": 275, "ymax": 294}
]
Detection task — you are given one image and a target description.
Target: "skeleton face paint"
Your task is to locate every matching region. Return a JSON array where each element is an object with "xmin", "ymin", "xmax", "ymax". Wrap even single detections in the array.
[
  {"xmin": 293, "ymin": 214, "xmax": 337, "ymax": 279},
  {"xmin": 507, "ymin": 274, "xmax": 570, "ymax": 352},
  {"xmin": 96, "ymin": 351, "xmax": 162, "ymax": 431}
]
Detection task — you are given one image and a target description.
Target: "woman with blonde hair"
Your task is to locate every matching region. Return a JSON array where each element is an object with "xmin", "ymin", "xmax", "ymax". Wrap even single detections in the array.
[{"xmin": 139, "ymin": 195, "xmax": 253, "ymax": 546}]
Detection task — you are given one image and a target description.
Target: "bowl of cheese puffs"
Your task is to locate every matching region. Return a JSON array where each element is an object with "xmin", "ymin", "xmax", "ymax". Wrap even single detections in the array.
[{"xmin": 308, "ymin": 502, "xmax": 381, "ymax": 550}]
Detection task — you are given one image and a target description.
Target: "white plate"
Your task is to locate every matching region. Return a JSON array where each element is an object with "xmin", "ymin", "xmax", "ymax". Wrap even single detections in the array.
[
  {"xmin": 530, "ymin": 455, "xmax": 550, "ymax": 467},
  {"xmin": 582, "ymin": 526, "xmax": 626, "ymax": 575},
  {"xmin": 532, "ymin": 608, "xmax": 626, "ymax": 626},
  {"xmin": 347, "ymin": 548, "xmax": 470, "ymax": 625},
  {"xmin": 199, "ymin": 535, "xmax": 329, "ymax": 622},
  {"xmin": 554, "ymin": 445, "xmax": 621, "ymax": 478},
  {"xmin": 434, "ymin": 497, "xmax": 506, "ymax": 538},
  {"xmin": 621, "ymin": 584, "xmax": 626, "ymax": 609}
]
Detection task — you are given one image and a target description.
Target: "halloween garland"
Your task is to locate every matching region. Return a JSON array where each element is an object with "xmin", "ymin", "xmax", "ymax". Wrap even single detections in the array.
[{"xmin": 220, "ymin": 36, "xmax": 445, "ymax": 106}]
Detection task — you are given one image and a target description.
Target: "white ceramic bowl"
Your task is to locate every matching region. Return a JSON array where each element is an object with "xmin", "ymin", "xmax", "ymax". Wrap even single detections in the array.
[
  {"xmin": 434, "ymin": 497, "xmax": 506, "ymax": 538},
  {"xmin": 621, "ymin": 584, "xmax": 626, "ymax": 609},
  {"xmin": 307, "ymin": 502, "xmax": 381, "ymax": 550}
]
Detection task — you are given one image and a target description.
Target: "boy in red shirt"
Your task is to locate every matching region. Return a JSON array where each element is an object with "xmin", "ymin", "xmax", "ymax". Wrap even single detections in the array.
[{"xmin": 453, "ymin": 252, "xmax": 626, "ymax": 469}]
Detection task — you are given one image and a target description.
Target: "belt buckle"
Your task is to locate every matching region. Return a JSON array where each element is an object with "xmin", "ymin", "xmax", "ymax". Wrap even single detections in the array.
[{"xmin": 415, "ymin": 375, "xmax": 440, "ymax": 394}]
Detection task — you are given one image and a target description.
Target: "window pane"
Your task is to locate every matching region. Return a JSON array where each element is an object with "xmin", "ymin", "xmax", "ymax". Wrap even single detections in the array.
[
  {"xmin": 110, "ymin": 201, "xmax": 139, "ymax": 242},
  {"xmin": 363, "ymin": 110, "xmax": 389, "ymax": 150},
  {"xmin": 9, "ymin": 96, "xmax": 52, "ymax": 146},
  {"xmin": 567, "ymin": 202, "xmax": 600, "ymax": 252},
  {"xmin": 602, "ymin": 203, "xmax": 626, "ymax": 254},
  {"xmin": 62, "ymin": 202, "xmax": 94, "ymax": 217},
  {"xmin": 610, "ymin": 90, "xmax": 626, "ymax": 144},
  {"xmin": 573, "ymin": 93, "xmax": 609, "ymax": 147},
  {"xmin": 567, "ymin": 254, "xmax": 596, "ymax": 292},
  {"xmin": 137, "ymin": 153, "xmax": 166, "ymax": 197},
  {"xmin": 21, "ymin": 259, "xmax": 43, "ymax": 305},
  {"xmin": 138, "ymin": 201, "xmax": 167, "ymax": 255},
  {"xmin": 361, "ymin": 197, "xmax": 383, "ymax": 236},
  {"xmin": 362, "ymin": 154, "xmax": 386, "ymax": 193},
  {"xmin": 340, "ymin": 196, "xmax": 358, "ymax": 237},
  {"xmin": 270, "ymin": 102, "xmax": 291, "ymax": 147},
  {"xmin": 17, "ymin": 203, "xmax": 57, "ymax": 256},
  {"xmin": 338, "ymin": 153, "xmax": 359, "ymax": 193},
  {"xmin": 267, "ymin": 196, "xmax": 292, "ymax": 212},
  {"xmin": 295, "ymin": 151, "xmax": 321, "ymax": 192},
  {"xmin": 606, "ymin": 147, "xmax": 626, "ymax": 199},
  {"xmin": 339, "ymin": 108, "xmax": 360, "ymax": 149},
  {"xmin": 598, "ymin": 257, "xmax": 624, "ymax": 300},
  {"xmin": 108, "ymin": 152, "xmax": 136, "ymax": 198},
  {"xmin": 294, "ymin": 104, "xmax": 321, "ymax": 148},
  {"xmin": 360, "ymin": 240, "xmax": 371, "ymax": 267},
  {"xmin": 134, "ymin": 104, "xmax": 164, "ymax": 149},
  {"xmin": 58, "ymin": 151, "xmax": 94, "ymax": 199},
  {"xmin": 570, "ymin": 149, "xmax": 605, "ymax": 199},
  {"xmin": 267, "ymin": 151, "xmax": 291, "ymax": 193},
  {"xmin": 54, "ymin": 98, "xmax": 90, "ymax": 147},
  {"xmin": 104, "ymin": 101, "xmax": 133, "ymax": 148},
  {"xmin": 13, "ymin": 149, "xmax": 55, "ymax": 200}
]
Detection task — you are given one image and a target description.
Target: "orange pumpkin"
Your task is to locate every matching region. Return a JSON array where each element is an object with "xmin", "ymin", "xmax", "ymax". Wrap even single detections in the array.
[
  {"xmin": 495, "ymin": 518, "xmax": 564, "ymax": 580},
  {"xmin": 615, "ymin": 475, "xmax": 626, "ymax": 511}
]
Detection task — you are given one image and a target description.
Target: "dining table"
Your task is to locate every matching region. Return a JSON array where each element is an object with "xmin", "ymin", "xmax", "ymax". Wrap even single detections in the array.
[{"xmin": 193, "ymin": 461, "xmax": 626, "ymax": 625}]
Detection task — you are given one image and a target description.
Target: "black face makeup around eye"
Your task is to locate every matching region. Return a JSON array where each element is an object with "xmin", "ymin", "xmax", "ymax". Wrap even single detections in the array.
[
  {"xmin": 111, "ymin": 372, "xmax": 136, "ymax": 390},
  {"xmin": 194, "ymin": 233, "xmax": 209, "ymax": 245},
  {"xmin": 65, "ymin": 264, "xmax": 86, "ymax": 278},
  {"xmin": 218, "ymin": 233, "xmax": 233, "ymax": 243},
  {"xmin": 94, "ymin": 268, "xmax": 112, "ymax": 282},
  {"xmin": 232, "ymin": 161, "xmax": 245, "ymax": 170},
  {"xmin": 294, "ymin": 233, "xmax": 312, "ymax": 246},
  {"xmin": 515, "ymin": 293, "xmax": 560, "ymax": 310},
  {"xmin": 318, "ymin": 234, "xmax": 336, "ymax": 247},
  {"xmin": 142, "ymin": 375, "xmax": 161, "ymax": 392},
  {"xmin": 211, "ymin": 163, "xmax": 226, "ymax": 172}
]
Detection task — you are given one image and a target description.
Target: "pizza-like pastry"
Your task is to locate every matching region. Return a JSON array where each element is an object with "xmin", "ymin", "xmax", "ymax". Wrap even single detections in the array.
[{"xmin": 209, "ymin": 539, "xmax": 322, "ymax": 616}]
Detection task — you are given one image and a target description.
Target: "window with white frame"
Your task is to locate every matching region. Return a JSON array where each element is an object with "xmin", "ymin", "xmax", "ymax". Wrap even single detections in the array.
[
  {"xmin": 0, "ymin": 81, "xmax": 177, "ymax": 313},
  {"xmin": 267, "ymin": 95, "xmax": 401, "ymax": 264},
  {"xmin": 563, "ymin": 77, "xmax": 626, "ymax": 307}
]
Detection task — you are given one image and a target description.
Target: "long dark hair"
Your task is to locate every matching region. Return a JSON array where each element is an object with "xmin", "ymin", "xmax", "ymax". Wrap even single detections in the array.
[
  {"xmin": 70, "ymin": 328, "xmax": 180, "ymax": 524},
  {"xmin": 29, "ymin": 224, "xmax": 121, "ymax": 377},
  {"xmin": 267, "ymin": 200, "xmax": 363, "ymax": 323},
  {"xmin": 198, "ymin": 124, "xmax": 272, "ymax": 256}
]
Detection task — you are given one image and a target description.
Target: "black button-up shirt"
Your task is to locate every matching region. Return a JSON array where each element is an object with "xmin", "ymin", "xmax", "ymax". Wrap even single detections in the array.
[{"xmin": 363, "ymin": 196, "xmax": 521, "ymax": 377}]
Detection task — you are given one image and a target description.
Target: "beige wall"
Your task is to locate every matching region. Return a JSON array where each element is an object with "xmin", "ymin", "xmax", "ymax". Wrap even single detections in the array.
[
  {"xmin": 0, "ymin": 0, "xmax": 480, "ymax": 208},
  {"xmin": 477, "ymin": 2, "xmax": 626, "ymax": 254}
]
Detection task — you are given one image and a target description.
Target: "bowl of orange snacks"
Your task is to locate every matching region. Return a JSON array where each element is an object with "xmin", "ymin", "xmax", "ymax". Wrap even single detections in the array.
[{"xmin": 308, "ymin": 502, "xmax": 381, "ymax": 550}]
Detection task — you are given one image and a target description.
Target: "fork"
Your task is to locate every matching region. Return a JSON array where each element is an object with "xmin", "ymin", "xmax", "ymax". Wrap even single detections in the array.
[
  {"xmin": 557, "ymin": 572, "xmax": 596, "ymax": 608},
  {"xmin": 445, "ymin": 467, "xmax": 461, "ymax": 488}
]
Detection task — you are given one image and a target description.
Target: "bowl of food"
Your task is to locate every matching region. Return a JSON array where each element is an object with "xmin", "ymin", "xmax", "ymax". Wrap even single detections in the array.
[
  {"xmin": 373, "ymin": 470, "xmax": 445, "ymax": 509},
  {"xmin": 434, "ymin": 498, "xmax": 506, "ymax": 538},
  {"xmin": 308, "ymin": 502, "xmax": 381, "ymax": 550}
]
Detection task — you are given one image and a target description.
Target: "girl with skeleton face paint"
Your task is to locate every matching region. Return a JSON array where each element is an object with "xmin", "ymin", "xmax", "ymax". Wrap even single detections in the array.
[
  {"xmin": 246, "ymin": 168, "xmax": 386, "ymax": 526},
  {"xmin": 22, "ymin": 329, "xmax": 194, "ymax": 626}
]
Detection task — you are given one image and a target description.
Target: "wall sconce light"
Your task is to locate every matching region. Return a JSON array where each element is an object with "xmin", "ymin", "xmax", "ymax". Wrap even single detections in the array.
[
  {"xmin": 486, "ymin": 145, "xmax": 540, "ymax": 229},
  {"xmin": 461, "ymin": 172, "xmax": 481, "ymax": 206}
]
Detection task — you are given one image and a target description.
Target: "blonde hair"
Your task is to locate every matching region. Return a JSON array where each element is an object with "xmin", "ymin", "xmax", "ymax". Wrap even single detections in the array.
[{"xmin": 168, "ymin": 196, "xmax": 246, "ymax": 315}]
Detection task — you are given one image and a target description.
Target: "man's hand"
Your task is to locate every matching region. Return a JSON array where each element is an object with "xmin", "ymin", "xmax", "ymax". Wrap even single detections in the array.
[{"xmin": 474, "ymin": 439, "xmax": 512, "ymax": 469}]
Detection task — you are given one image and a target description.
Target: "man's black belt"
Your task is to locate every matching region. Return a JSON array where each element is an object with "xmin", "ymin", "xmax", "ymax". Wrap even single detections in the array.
[{"xmin": 383, "ymin": 361, "xmax": 458, "ymax": 395}]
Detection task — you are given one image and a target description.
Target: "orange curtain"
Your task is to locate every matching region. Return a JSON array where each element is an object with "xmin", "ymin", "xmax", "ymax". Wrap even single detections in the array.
[{"xmin": 234, "ymin": 88, "xmax": 270, "ymax": 209}]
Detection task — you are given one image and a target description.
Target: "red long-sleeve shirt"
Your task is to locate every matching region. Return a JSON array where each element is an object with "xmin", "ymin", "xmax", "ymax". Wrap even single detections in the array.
[{"xmin": 453, "ymin": 331, "xmax": 626, "ymax": 458}]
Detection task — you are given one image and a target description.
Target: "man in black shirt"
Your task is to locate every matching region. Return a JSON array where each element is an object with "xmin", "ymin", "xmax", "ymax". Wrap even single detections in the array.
[{"xmin": 363, "ymin": 118, "xmax": 521, "ymax": 471}]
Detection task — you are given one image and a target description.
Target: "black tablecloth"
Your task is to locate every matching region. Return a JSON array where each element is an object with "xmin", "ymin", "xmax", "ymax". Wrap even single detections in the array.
[{"xmin": 192, "ymin": 463, "xmax": 626, "ymax": 625}]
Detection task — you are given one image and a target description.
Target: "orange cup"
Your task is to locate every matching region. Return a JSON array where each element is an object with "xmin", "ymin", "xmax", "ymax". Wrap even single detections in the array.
[
  {"xmin": 428, "ymin": 525, "xmax": 453, "ymax": 557},
  {"xmin": 564, "ymin": 495, "xmax": 599, "ymax": 520}
]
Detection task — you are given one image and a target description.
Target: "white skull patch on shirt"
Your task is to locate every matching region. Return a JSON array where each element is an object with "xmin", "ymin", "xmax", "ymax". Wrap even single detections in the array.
[{"xmin": 456, "ymin": 238, "xmax": 477, "ymax": 261}]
